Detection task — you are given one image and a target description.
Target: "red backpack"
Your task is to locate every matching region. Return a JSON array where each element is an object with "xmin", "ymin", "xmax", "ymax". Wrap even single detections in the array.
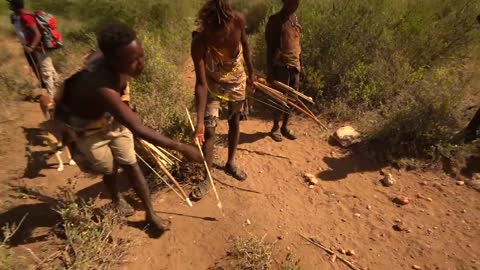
[{"xmin": 31, "ymin": 11, "xmax": 63, "ymax": 50}]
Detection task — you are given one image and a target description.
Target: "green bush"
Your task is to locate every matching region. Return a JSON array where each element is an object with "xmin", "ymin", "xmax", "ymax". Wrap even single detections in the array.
[{"xmin": 131, "ymin": 31, "xmax": 193, "ymax": 141}]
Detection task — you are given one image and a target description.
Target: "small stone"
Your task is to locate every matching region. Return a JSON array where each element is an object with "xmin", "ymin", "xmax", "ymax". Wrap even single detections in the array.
[
  {"xmin": 277, "ymin": 236, "xmax": 283, "ymax": 240},
  {"xmin": 433, "ymin": 226, "xmax": 438, "ymax": 230},
  {"xmin": 246, "ymin": 219, "xmax": 251, "ymax": 225},
  {"xmin": 382, "ymin": 174, "xmax": 396, "ymax": 187},
  {"xmin": 341, "ymin": 218, "xmax": 347, "ymax": 222},
  {"xmin": 393, "ymin": 196, "xmax": 410, "ymax": 205},
  {"xmin": 461, "ymin": 209, "xmax": 467, "ymax": 213},
  {"xmin": 354, "ymin": 213, "xmax": 361, "ymax": 218},
  {"xmin": 168, "ymin": 216, "xmax": 173, "ymax": 220},
  {"xmin": 417, "ymin": 194, "xmax": 433, "ymax": 202},
  {"xmin": 393, "ymin": 223, "xmax": 409, "ymax": 232},
  {"xmin": 456, "ymin": 181, "xmax": 465, "ymax": 186},
  {"xmin": 420, "ymin": 181, "xmax": 428, "ymax": 186},
  {"xmin": 333, "ymin": 126, "xmax": 362, "ymax": 147},
  {"xmin": 286, "ymin": 246, "xmax": 291, "ymax": 251},
  {"xmin": 346, "ymin": 250, "xmax": 355, "ymax": 256},
  {"xmin": 280, "ymin": 208, "xmax": 284, "ymax": 212},
  {"xmin": 338, "ymin": 248, "xmax": 346, "ymax": 254},
  {"xmin": 394, "ymin": 219, "xmax": 402, "ymax": 223},
  {"xmin": 412, "ymin": 265, "xmax": 422, "ymax": 270},
  {"xmin": 367, "ymin": 205, "xmax": 372, "ymax": 210},
  {"xmin": 304, "ymin": 173, "xmax": 320, "ymax": 185},
  {"xmin": 309, "ymin": 185, "xmax": 315, "ymax": 189},
  {"xmin": 330, "ymin": 254, "xmax": 337, "ymax": 262}
]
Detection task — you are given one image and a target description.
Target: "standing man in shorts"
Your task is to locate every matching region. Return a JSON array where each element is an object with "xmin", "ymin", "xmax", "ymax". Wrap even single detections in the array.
[
  {"xmin": 266, "ymin": 0, "xmax": 303, "ymax": 142},
  {"xmin": 190, "ymin": 0, "xmax": 254, "ymax": 199},
  {"xmin": 56, "ymin": 23, "xmax": 202, "ymax": 231}
]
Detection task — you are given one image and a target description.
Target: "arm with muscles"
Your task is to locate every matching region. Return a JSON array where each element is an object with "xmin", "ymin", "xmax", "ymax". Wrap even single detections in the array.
[
  {"xmin": 191, "ymin": 35, "xmax": 209, "ymax": 145},
  {"xmin": 23, "ymin": 18, "xmax": 42, "ymax": 53},
  {"xmin": 265, "ymin": 17, "xmax": 279, "ymax": 83},
  {"xmin": 239, "ymin": 14, "xmax": 254, "ymax": 86},
  {"xmin": 98, "ymin": 87, "xmax": 202, "ymax": 163}
]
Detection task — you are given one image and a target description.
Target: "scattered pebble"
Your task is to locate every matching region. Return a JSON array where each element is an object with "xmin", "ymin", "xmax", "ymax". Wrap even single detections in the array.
[
  {"xmin": 330, "ymin": 254, "xmax": 337, "ymax": 262},
  {"xmin": 420, "ymin": 181, "xmax": 428, "ymax": 186},
  {"xmin": 394, "ymin": 219, "xmax": 402, "ymax": 223},
  {"xmin": 168, "ymin": 216, "xmax": 173, "ymax": 220},
  {"xmin": 393, "ymin": 196, "xmax": 410, "ymax": 205},
  {"xmin": 354, "ymin": 213, "xmax": 361, "ymax": 218},
  {"xmin": 277, "ymin": 236, "xmax": 283, "ymax": 240},
  {"xmin": 338, "ymin": 248, "xmax": 346, "ymax": 254},
  {"xmin": 367, "ymin": 205, "xmax": 372, "ymax": 210},
  {"xmin": 309, "ymin": 185, "xmax": 315, "ymax": 189},
  {"xmin": 286, "ymin": 246, "xmax": 291, "ymax": 251},
  {"xmin": 393, "ymin": 223, "xmax": 410, "ymax": 232},
  {"xmin": 456, "ymin": 181, "xmax": 465, "ymax": 186},
  {"xmin": 412, "ymin": 265, "xmax": 422, "ymax": 270},
  {"xmin": 346, "ymin": 250, "xmax": 355, "ymax": 256},
  {"xmin": 417, "ymin": 194, "xmax": 433, "ymax": 202},
  {"xmin": 461, "ymin": 209, "xmax": 467, "ymax": 213},
  {"xmin": 341, "ymin": 218, "xmax": 347, "ymax": 222},
  {"xmin": 382, "ymin": 173, "xmax": 396, "ymax": 187},
  {"xmin": 246, "ymin": 219, "xmax": 251, "ymax": 225},
  {"xmin": 304, "ymin": 173, "xmax": 320, "ymax": 185}
]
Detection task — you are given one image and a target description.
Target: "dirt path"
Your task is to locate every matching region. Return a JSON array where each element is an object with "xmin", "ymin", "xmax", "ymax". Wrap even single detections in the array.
[{"xmin": 1, "ymin": 99, "xmax": 479, "ymax": 270}]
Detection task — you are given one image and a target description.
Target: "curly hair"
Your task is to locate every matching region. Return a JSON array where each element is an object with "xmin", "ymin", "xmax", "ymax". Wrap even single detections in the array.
[
  {"xmin": 96, "ymin": 23, "xmax": 136, "ymax": 57},
  {"xmin": 197, "ymin": 0, "xmax": 234, "ymax": 30}
]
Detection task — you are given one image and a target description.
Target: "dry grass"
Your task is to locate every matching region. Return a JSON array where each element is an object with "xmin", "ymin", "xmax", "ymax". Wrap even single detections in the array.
[
  {"xmin": 49, "ymin": 180, "xmax": 133, "ymax": 270},
  {"xmin": 227, "ymin": 235, "xmax": 274, "ymax": 270}
]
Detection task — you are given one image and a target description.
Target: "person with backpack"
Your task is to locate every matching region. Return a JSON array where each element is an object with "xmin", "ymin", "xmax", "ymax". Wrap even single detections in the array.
[{"xmin": 8, "ymin": 0, "xmax": 61, "ymax": 96}]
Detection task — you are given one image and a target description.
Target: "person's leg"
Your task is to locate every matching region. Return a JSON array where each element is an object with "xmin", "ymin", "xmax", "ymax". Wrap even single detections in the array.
[
  {"xmin": 24, "ymin": 51, "xmax": 43, "ymax": 86},
  {"xmin": 190, "ymin": 99, "xmax": 220, "ymax": 200},
  {"xmin": 271, "ymin": 67, "xmax": 291, "ymax": 142},
  {"xmin": 38, "ymin": 53, "xmax": 58, "ymax": 96},
  {"xmin": 109, "ymin": 125, "xmax": 168, "ymax": 229},
  {"xmin": 225, "ymin": 101, "xmax": 247, "ymax": 180},
  {"xmin": 190, "ymin": 116, "xmax": 216, "ymax": 200},
  {"xmin": 120, "ymin": 163, "xmax": 168, "ymax": 229},
  {"xmin": 281, "ymin": 69, "xmax": 299, "ymax": 140}
]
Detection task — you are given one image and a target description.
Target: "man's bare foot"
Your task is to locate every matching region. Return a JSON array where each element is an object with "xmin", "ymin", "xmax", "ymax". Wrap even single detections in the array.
[
  {"xmin": 113, "ymin": 199, "xmax": 135, "ymax": 217},
  {"xmin": 146, "ymin": 214, "xmax": 171, "ymax": 232},
  {"xmin": 225, "ymin": 163, "xmax": 247, "ymax": 181}
]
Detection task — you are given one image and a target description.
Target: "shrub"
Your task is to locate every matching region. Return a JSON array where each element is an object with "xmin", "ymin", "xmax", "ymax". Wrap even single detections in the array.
[{"xmin": 131, "ymin": 31, "xmax": 194, "ymax": 141}]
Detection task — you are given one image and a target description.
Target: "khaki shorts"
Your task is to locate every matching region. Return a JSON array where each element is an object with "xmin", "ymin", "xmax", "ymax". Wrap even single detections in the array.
[{"xmin": 75, "ymin": 122, "xmax": 136, "ymax": 175}]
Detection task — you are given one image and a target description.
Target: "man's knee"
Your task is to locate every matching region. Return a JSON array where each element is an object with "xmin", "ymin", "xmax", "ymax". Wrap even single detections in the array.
[{"xmin": 204, "ymin": 116, "xmax": 217, "ymax": 139}]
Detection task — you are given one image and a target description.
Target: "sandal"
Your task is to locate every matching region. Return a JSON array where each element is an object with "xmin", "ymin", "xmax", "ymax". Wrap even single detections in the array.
[
  {"xmin": 225, "ymin": 164, "xmax": 248, "ymax": 181},
  {"xmin": 190, "ymin": 180, "xmax": 211, "ymax": 201},
  {"xmin": 281, "ymin": 128, "xmax": 297, "ymax": 140},
  {"xmin": 271, "ymin": 129, "xmax": 283, "ymax": 142}
]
